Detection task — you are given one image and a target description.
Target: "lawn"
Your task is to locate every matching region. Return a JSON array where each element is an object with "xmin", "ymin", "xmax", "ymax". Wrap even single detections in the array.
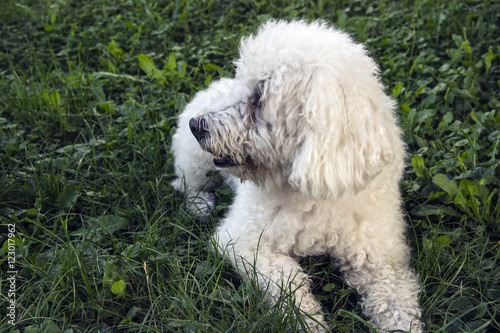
[{"xmin": 0, "ymin": 0, "xmax": 499, "ymax": 332}]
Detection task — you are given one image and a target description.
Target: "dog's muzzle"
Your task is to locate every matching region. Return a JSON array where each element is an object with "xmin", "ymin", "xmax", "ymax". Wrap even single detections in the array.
[
  {"xmin": 189, "ymin": 116, "xmax": 250, "ymax": 168},
  {"xmin": 189, "ymin": 117, "xmax": 208, "ymax": 141}
]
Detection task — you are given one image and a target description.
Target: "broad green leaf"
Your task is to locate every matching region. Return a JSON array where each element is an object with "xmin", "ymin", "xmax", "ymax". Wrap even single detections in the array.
[
  {"xmin": 111, "ymin": 279, "xmax": 127, "ymax": 296},
  {"xmin": 138, "ymin": 54, "xmax": 166, "ymax": 84},
  {"xmin": 98, "ymin": 215, "xmax": 128, "ymax": 233},
  {"xmin": 25, "ymin": 208, "xmax": 38, "ymax": 217},
  {"xmin": 484, "ymin": 50, "xmax": 494, "ymax": 76},
  {"xmin": 179, "ymin": 61, "xmax": 187, "ymax": 78},
  {"xmin": 42, "ymin": 90, "xmax": 51, "ymax": 105},
  {"xmin": 433, "ymin": 174, "xmax": 470, "ymax": 213},
  {"xmin": 486, "ymin": 286, "xmax": 500, "ymax": 300},
  {"xmin": 204, "ymin": 74, "xmax": 213, "ymax": 86},
  {"xmin": 411, "ymin": 155, "xmax": 427, "ymax": 178},
  {"xmin": 322, "ymin": 283, "xmax": 336, "ymax": 292},
  {"xmin": 451, "ymin": 87, "xmax": 477, "ymax": 101},
  {"xmin": 459, "ymin": 179, "xmax": 480, "ymax": 197},
  {"xmin": 174, "ymin": 94, "xmax": 187, "ymax": 112},
  {"xmin": 98, "ymin": 101, "xmax": 115, "ymax": 114},
  {"xmin": 53, "ymin": 91, "xmax": 61, "ymax": 106},
  {"xmin": 417, "ymin": 204, "xmax": 461, "ymax": 217},
  {"xmin": 138, "ymin": 54, "xmax": 157, "ymax": 77},
  {"xmin": 56, "ymin": 184, "xmax": 78, "ymax": 211},
  {"xmin": 400, "ymin": 103, "xmax": 411, "ymax": 115},
  {"xmin": 432, "ymin": 174, "xmax": 458, "ymax": 198},
  {"xmin": 90, "ymin": 79, "xmax": 106, "ymax": 104},
  {"xmin": 393, "ymin": 83, "xmax": 403, "ymax": 98},
  {"xmin": 438, "ymin": 112, "xmax": 453, "ymax": 129},
  {"xmin": 42, "ymin": 90, "xmax": 61, "ymax": 109},
  {"xmin": 203, "ymin": 63, "xmax": 221, "ymax": 71},
  {"xmin": 437, "ymin": 235, "xmax": 450, "ymax": 247},
  {"xmin": 164, "ymin": 52, "xmax": 176, "ymax": 71},
  {"xmin": 415, "ymin": 86, "xmax": 425, "ymax": 96},
  {"xmin": 461, "ymin": 40, "xmax": 472, "ymax": 57},
  {"xmin": 469, "ymin": 110, "xmax": 483, "ymax": 125},
  {"xmin": 421, "ymin": 94, "xmax": 436, "ymax": 108},
  {"xmin": 336, "ymin": 9, "xmax": 347, "ymax": 27},
  {"xmin": 24, "ymin": 319, "xmax": 61, "ymax": 333},
  {"xmin": 458, "ymin": 180, "xmax": 481, "ymax": 218}
]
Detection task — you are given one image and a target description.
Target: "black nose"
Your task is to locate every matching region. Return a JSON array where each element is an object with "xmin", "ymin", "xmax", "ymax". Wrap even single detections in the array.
[{"xmin": 189, "ymin": 117, "xmax": 207, "ymax": 141}]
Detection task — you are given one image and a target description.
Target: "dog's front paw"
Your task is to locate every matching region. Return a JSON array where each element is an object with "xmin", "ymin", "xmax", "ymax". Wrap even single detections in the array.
[
  {"xmin": 185, "ymin": 191, "xmax": 217, "ymax": 218},
  {"xmin": 170, "ymin": 177, "xmax": 217, "ymax": 218}
]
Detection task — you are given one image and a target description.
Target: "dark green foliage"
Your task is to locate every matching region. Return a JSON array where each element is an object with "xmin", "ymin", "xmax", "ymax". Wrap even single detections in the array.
[{"xmin": 0, "ymin": 0, "xmax": 498, "ymax": 332}]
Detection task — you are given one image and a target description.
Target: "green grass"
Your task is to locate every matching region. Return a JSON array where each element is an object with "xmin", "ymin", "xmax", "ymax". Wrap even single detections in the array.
[{"xmin": 1, "ymin": 0, "xmax": 499, "ymax": 332}]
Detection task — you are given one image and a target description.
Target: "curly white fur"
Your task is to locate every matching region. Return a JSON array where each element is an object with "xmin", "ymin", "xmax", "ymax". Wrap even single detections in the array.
[{"xmin": 171, "ymin": 20, "xmax": 423, "ymax": 332}]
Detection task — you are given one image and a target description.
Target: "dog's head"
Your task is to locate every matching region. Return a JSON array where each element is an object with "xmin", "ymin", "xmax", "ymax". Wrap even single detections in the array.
[
  {"xmin": 189, "ymin": 20, "xmax": 403, "ymax": 199},
  {"xmin": 188, "ymin": 80, "xmax": 281, "ymax": 187}
]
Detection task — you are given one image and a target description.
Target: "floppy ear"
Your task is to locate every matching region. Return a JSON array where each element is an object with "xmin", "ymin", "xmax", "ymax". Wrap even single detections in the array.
[{"xmin": 287, "ymin": 70, "xmax": 401, "ymax": 199}]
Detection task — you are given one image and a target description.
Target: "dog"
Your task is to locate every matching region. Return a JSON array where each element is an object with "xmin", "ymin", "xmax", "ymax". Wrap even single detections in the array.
[{"xmin": 171, "ymin": 20, "xmax": 423, "ymax": 332}]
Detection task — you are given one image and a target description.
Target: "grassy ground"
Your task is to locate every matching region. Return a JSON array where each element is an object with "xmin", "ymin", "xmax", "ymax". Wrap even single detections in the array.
[{"xmin": 0, "ymin": 0, "xmax": 499, "ymax": 332}]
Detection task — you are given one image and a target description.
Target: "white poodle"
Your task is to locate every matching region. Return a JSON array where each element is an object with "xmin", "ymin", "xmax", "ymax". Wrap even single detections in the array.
[{"xmin": 171, "ymin": 20, "xmax": 423, "ymax": 332}]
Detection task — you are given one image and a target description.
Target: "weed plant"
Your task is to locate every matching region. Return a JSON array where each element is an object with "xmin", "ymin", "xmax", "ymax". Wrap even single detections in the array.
[{"xmin": 0, "ymin": 0, "xmax": 499, "ymax": 332}]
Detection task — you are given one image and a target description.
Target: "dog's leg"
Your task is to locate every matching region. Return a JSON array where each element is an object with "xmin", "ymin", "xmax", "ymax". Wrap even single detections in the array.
[
  {"xmin": 216, "ymin": 230, "xmax": 327, "ymax": 332},
  {"xmin": 344, "ymin": 265, "xmax": 422, "ymax": 332},
  {"xmin": 333, "ymin": 238, "xmax": 423, "ymax": 332}
]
